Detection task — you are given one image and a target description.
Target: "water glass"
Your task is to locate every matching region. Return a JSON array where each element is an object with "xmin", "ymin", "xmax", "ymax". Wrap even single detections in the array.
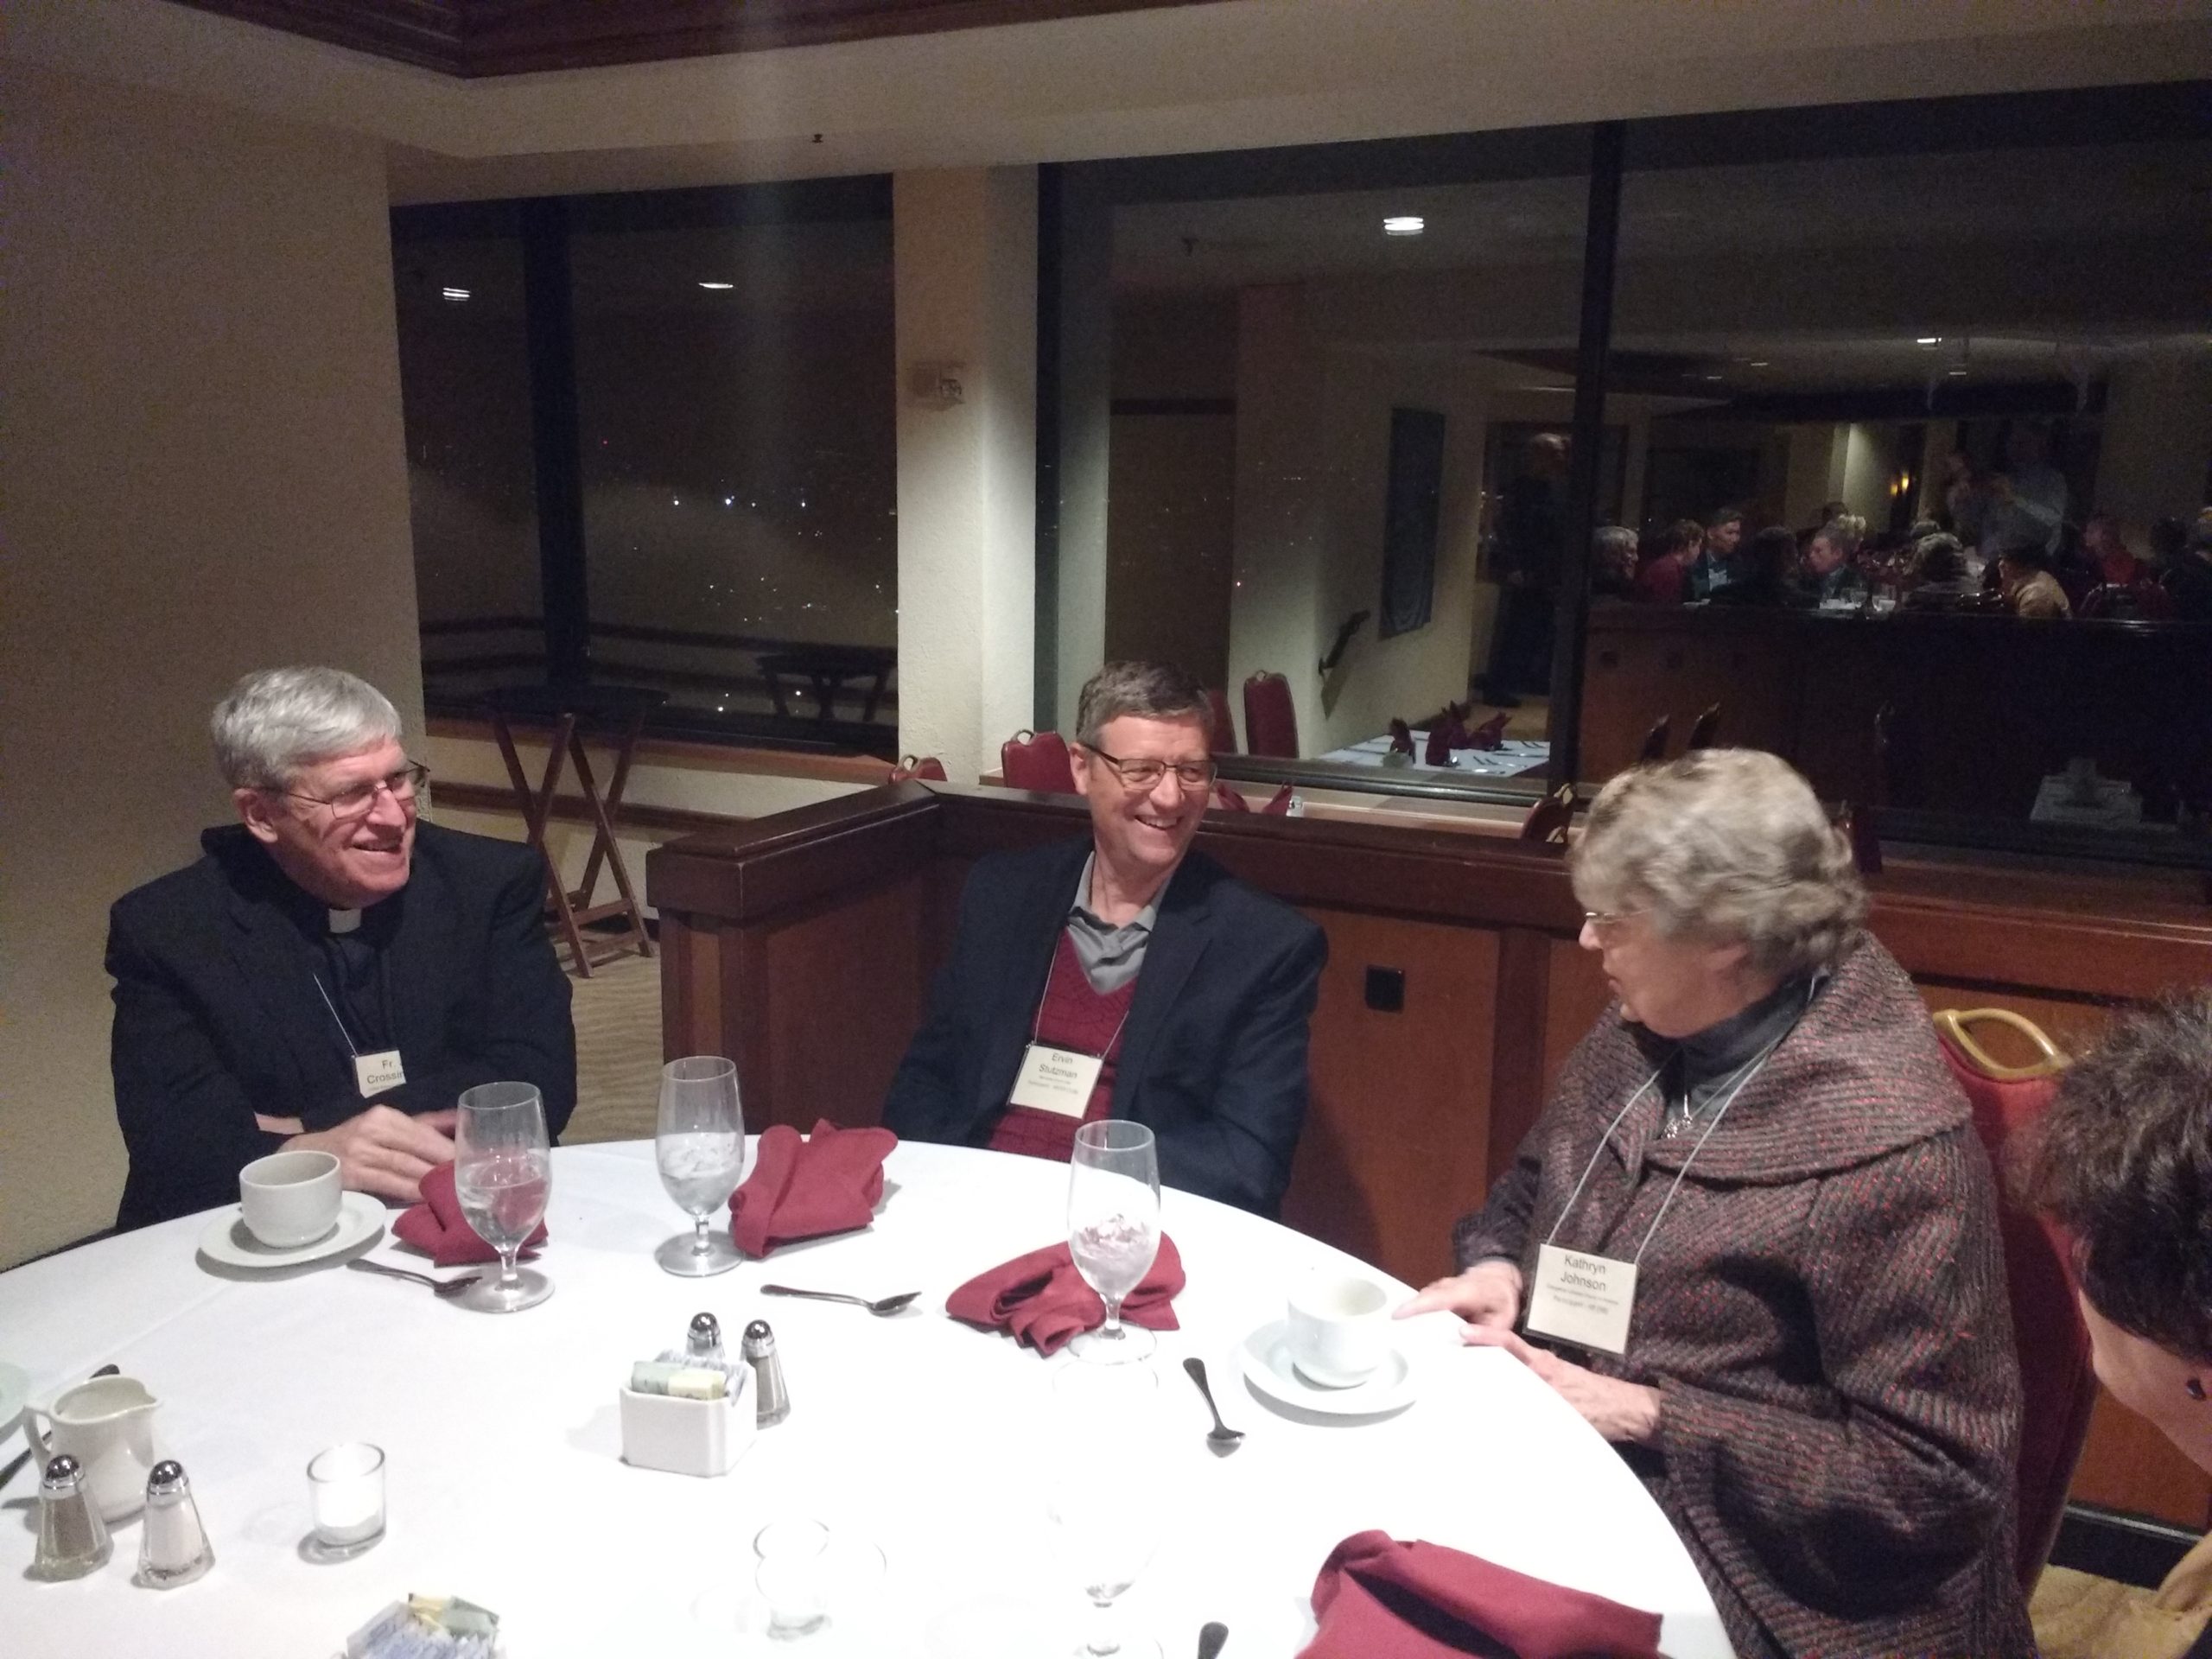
[
  {"xmin": 1066, "ymin": 1121, "xmax": 1161, "ymax": 1364},
  {"xmin": 654, "ymin": 1056, "xmax": 746, "ymax": 1276},
  {"xmin": 754, "ymin": 1516, "xmax": 831, "ymax": 1636},
  {"xmin": 1047, "ymin": 1365, "xmax": 1163, "ymax": 1658},
  {"xmin": 306, "ymin": 1442, "xmax": 385, "ymax": 1560},
  {"xmin": 452, "ymin": 1081, "xmax": 553, "ymax": 1313}
]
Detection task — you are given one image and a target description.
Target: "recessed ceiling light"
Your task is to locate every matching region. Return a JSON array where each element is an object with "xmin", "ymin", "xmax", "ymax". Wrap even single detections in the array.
[
  {"xmin": 1748, "ymin": 359, "xmax": 1770, "ymax": 368},
  {"xmin": 698, "ymin": 281, "xmax": 735, "ymax": 290},
  {"xmin": 1916, "ymin": 336, "xmax": 1942, "ymax": 346},
  {"xmin": 1382, "ymin": 216, "xmax": 1426, "ymax": 237},
  {"xmin": 1946, "ymin": 367, "xmax": 1968, "ymax": 378},
  {"xmin": 441, "ymin": 287, "xmax": 470, "ymax": 302},
  {"xmin": 1702, "ymin": 374, "xmax": 1725, "ymax": 383}
]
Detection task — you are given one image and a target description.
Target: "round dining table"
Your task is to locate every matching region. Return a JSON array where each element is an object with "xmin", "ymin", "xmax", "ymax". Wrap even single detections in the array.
[{"xmin": 0, "ymin": 1141, "xmax": 1732, "ymax": 1657}]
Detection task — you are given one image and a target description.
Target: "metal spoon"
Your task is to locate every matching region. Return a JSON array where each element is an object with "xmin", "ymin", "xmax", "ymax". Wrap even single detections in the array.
[
  {"xmin": 1197, "ymin": 1622, "xmax": 1230, "ymax": 1659},
  {"xmin": 346, "ymin": 1259, "xmax": 487, "ymax": 1299},
  {"xmin": 761, "ymin": 1284, "xmax": 921, "ymax": 1317},
  {"xmin": 1181, "ymin": 1357, "xmax": 1244, "ymax": 1454}
]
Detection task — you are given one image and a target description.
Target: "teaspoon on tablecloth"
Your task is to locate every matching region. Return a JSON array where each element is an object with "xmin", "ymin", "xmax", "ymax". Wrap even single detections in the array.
[
  {"xmin": 346, "ymin": 1259, "xmax": 487, "ymax": 1299},
  {"xmin": 1181, "ymin": 1357, "xmax": 1245, "ymax": 1454},
  {"xmin": 760, "ymin": 1284, "xmax": 921, "ymax": 1316}
]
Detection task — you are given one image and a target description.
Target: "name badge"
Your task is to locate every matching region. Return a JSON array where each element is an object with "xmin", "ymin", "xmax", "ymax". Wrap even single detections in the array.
[
  {"xmin": 353, "ymin": 1049, "xmax": 406, "ymax": 1098},
  {"xmin": 1008, "ymin": 1043, "xmax": 1103, "ymax": 1118},
  {"xmin": 1522, "ymin": 1242, "xmax": 1638, "ymax": 1356}
]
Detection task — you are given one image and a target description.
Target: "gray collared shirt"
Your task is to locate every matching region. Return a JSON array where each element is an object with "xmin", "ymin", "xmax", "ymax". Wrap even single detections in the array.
[{"xmin": 1065, "ymin": 854, "xmax": 1159, "ymax": 994}]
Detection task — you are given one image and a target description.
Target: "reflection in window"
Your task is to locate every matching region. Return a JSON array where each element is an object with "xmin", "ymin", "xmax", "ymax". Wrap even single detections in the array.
[{"xmin": 1582, "ymin": 133, "xmax": 2212, "ymax": 851}]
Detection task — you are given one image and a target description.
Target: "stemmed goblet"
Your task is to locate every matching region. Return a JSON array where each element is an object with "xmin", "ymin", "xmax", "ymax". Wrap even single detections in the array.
[
  {"xmin": 654, "ymin": 1055, "xmax": 746, "ymax": 1276},
  {"xmin": 451, "ymin": 1081, "xmax": 552, "ymax": 1313},
  {"xmin": 1046, "ymin": 1363, "xmax": 1164, "ymax": 1658},
  {"xmin": 1066, "ymin": 1120, "xmax": 1161, "ymax": 1364}
]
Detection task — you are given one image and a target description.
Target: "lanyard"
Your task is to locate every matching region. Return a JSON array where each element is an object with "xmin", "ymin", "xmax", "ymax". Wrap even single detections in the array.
[
  {"xmin": 312, "ymin": 973, "xmax": 364, "ymax": 1060},
  {"xmin": 1542, "ymin": 1028, "xmax": 1791, "ymax": 1268}
]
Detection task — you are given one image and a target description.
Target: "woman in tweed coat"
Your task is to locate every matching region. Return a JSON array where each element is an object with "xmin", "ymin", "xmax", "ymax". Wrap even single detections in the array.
[{"xmin": 1402, "ymin": 750, "xmax": 2032, "ymax": 1658}]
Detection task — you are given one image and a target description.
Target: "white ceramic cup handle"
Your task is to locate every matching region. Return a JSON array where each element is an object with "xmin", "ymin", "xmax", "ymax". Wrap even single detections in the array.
[{"xmin": 22, "ymin": 1406, "xmax": 53, "ymax": 1469}]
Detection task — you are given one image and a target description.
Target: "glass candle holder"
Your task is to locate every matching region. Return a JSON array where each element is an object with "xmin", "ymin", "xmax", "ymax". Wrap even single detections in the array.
[
  {"xmin": 306, "ymin": 1442, "xmax": 385, "ymax": 1560},
  {"xmin": 754, "ymin": 1517, "xmax": 830, "ymax": 1636}
]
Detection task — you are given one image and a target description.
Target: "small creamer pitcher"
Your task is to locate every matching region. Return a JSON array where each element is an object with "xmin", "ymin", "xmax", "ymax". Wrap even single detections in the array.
[{"xmin": 26, "ymin": 1375, "xmax": 162, "ymax": 1522}]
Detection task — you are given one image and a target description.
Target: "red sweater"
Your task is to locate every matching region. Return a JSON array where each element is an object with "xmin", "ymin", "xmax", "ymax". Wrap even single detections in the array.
[{"xmin": 985, "ymin": 931, "xmax": 1135, "ymax": 1164}]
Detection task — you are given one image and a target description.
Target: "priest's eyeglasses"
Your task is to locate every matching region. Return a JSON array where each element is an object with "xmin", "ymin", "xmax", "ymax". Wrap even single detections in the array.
[
  {"xmin": 283, "ymin": 762, "xmax": 430, "ymax": 822},
  {"xmin": 1083, "ymin": 746, "xmax": 1215, "ymax": 792}
]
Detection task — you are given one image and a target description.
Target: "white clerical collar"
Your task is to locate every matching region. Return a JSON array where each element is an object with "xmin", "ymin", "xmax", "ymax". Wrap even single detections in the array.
[{"xmin": 327, "ymin": 908, "xmax": 363, "ymax": 935}]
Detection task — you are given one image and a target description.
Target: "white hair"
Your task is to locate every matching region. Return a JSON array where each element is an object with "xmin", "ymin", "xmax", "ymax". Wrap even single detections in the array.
[{"xmin": 211, "ymin": 667, "xmax": 401, "ymax": 789}]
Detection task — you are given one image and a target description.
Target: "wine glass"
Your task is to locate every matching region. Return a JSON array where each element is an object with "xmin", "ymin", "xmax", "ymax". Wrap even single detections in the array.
[
  {"xmin": 451, "ymin": 1081, "xmax": 553, "ymax": 1313},
  {"xmin": 1066, "ymin": 1120, "xmax": 1161, "ymax": 1364},
  {"xmin": 1046, "ymin": 1364, "xmax": 1163, "ymax": 1659},
  {"xmin": 653, "ymin": 1055, "xmax": 746, "ymax": 1276}
]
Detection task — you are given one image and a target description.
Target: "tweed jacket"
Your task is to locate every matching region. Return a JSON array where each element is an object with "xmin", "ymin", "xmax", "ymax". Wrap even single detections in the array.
[{"xmin": 1455, "ymin": 933, "xmax": 2032, "ymax": 1659}]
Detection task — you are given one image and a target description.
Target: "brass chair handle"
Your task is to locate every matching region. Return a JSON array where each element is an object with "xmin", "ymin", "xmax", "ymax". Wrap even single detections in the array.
[{"xmin": 1934, "ymin": 1007, "xmax": 2069, "ymax": 1081}]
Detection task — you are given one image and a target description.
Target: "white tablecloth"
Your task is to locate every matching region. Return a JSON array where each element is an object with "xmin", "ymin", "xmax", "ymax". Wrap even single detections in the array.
[
  {"xmin": 0, "ymin": 1141, "xmax": 1729, "ymax": 1657},
  {"xmin": 1318, "ymin": 734, "xmax": 1551, "ymax": 779}
]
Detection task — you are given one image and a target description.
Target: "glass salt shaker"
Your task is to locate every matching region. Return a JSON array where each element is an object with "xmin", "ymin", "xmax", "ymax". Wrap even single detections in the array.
[
  {"xmin": 31, "ymin": 1455, "xmax": 113, "ymax": 1581},
  {"xmin": 137, "ymin": 1459, "xmax": 214, "ymax": 1588},
  {"xmin": 744, "ymin": 1319, "xmax": 791, "ymax": 1427},
  {"xmin": 685, "ymin": 1312, "xmax": 725, "ymax": 1370}
]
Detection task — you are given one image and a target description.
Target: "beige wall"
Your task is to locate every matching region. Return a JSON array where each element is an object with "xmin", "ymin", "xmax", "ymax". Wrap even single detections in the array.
[{"xmin": 0, "ymin": 65, "xmax": 420, "ymax": 1267}]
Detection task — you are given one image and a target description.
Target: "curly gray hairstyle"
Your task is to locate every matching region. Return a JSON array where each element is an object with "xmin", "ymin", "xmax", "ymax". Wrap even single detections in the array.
[
  {"xmin": 212, "ymin": 666, "xmax": 402, "ymax": 790},
  {"xmin": 1569, "ymin": 748, "xmax": 1866, "ymax": 978},
  {"xmin": 1074, "ymin": 661, "xmax": 1212, "ymax": 749}
]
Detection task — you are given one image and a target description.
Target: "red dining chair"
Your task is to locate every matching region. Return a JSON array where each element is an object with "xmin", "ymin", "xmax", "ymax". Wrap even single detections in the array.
[
  {"xmin": 1932, "ymin": 1007, "xmax": 2095, "ymax": 1592},
  {"xmin": 1243, "ymin": 672, "xmax": 1300, "ymax": 759},
  {"xmin": 1519, "ymin": 784, "xmax": 1575, "ymax": 845},
  {"xmin": 888, "ymin": 754, "xmax": 946, "ymax": 782},
  {"xmin": 1205, "ymin": 688, "xmax": 1238, "ymax": 755},
  {"xmin": 1000, "ymin": 730, "xmax": 1077, "ymax": 795},
  {"xmin": 1637, "ymin": 714, "xmax": 1671, "ymax": 765},
  {"xmin": 1685, "ymin": 702, "xmax": 1722, "ymax": 751}
]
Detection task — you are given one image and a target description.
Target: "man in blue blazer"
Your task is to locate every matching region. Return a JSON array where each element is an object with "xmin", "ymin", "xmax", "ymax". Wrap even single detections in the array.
[
  {"xmin": 882, "ymin": 663, "xmax": 1326, "ymax": 1217},
  {"xmin": 106, "ymin": 668, "xmax": 574, "ymax": 1230}
]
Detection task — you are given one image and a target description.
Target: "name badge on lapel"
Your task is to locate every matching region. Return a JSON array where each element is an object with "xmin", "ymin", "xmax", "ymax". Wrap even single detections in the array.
[
  {"xmin": 1522, "ymin": 1242, "xmax": 1637, "ymax": 1356},
  {"xmin": 1008, "ymin": 1043, "xmax": 1103, "ymax": 1118},
  {"xmin": 353, "ymin": 1050, "xmax": 406, "ymax": 1098}
]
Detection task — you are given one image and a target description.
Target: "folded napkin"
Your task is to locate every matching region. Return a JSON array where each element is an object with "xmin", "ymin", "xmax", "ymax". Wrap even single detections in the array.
[
  {"xmin": 1389, "ymin": 719, "xmax": 1416, "ymax": 756},
  {"xmin": 394, "ymin": 1161, "xmax": 546, "ymax": 1268},
  {"xmin": 1300, "ymin": 1531, "xmax": 1662, "ymax": 1659},
  {"xmin": 1460, "ymin": 711, "xmax": 1509, "ymax": 752},
  {"xmin": 729, "ymin": 1119, "xmax": 897, "ymax": 1257},
  {"xmin": 946, "ymin": 1235, "xmax": 1184, "ymax": 1357},
  {"xmin": 1423, "ymin": 721, "xmax": 1463, "ymax": 766},
  {"xmin": 1212, "ymin": 783, "xmax": 1294, "ymax": 816}
]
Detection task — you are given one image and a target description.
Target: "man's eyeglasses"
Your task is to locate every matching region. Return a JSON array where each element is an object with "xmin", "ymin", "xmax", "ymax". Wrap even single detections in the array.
[
  {"xmin": 282, "ymin": 762, "xmax": 429, "ymax": 822},
  {"xmin": 1081, "ymin": 745, "xmax": 1215, "ymax": 793}
]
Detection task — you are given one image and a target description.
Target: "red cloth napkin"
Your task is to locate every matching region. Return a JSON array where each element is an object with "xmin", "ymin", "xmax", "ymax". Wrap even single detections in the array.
[
  {"xmin": 393, "ymin": 1161, "xmax": 546, "ymax": 1268},
  {"xmin": 946, "ymin": 1236, "xmax": 1184, "ymax": 1357},
  {"xmin": 729, "ymin": 1119, "xmax": 897, "ymax": 1257},
  {"xmin": 1300, "ymin": 1531, "xmax": 1662, "ymax": 1659},
  {"xmin": 1460, "ymin": 711, "xmax": 1509, "ymax": 752},
  {"xmin": 1389, "ymin": 719, "xmax": 1416, "ymax": 756}
]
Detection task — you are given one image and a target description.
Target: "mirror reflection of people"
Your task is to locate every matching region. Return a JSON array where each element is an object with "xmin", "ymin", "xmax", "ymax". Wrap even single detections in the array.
[
  {"xmin": 1800, "ymin": 514, "xmax": 1869, "ymax": 606},
  {"xmin": 1983, "ymin": 426, "xmax": 2068, "ymax": 556},
  {"xmin": 1689, "ymin": 506, "xmax": 1745, "ymax": 599},
  {"xmin": 1589, "ymin": 524, "xmax": 1641, "ymax": 601},
  {"xmin": 2022, "ymin": 993, "xmax": 2212, "ymax": 1658},
  {"xmin": 106, "ymin": 668, "xmax": 576, "ymax": 1229},
  {"xmin": 1634, "ymin": 518, "xmax": 1704, "ymax": 606},
  {"xmin": 1399, "ymin": 751, "xmax": 2031, "ymax": 1659},
  {"xmin": 881, "ymin": 662, "xmax": 1325, "ymax": 1216},
  {"xmin": 1996, "ymin": 536, "xmax": 2073, "ymax": 620}
]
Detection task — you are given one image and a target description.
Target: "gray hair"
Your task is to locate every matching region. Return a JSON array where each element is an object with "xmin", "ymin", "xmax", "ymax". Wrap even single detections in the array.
[
  {"xmin": 1074, "ymin": 661, "xmax": 1211, "ymax": 748},
  {"xmin": 1593, "ymin": 525, "xmax": 1638, "ymax": 560},
  {"xmin": 212, "ymin": 667, "xmax": 402, "ymax": 789},
  {"xmin": 1569, "ymin": 748, "xmax": 1866, "ymax": 979},
  {"xmin": 1815, "ymin": 513, "xmax": 1867, "ymax": 556}
]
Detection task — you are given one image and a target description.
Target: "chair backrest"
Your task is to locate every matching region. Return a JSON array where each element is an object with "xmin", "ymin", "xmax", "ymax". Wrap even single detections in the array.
[
  {"xmin": 1637, "ymin": 714, "xmax": 1671, "ymax": 764},
  {"xmin": 888, "ymin": 754, "xmax": 947, "ymax": 783},
  {"xmin": 999, "ymin": 729, "xmax": 1077, "ymax": 795},
  {"xmin": 1243, "ymin": 671, "xmax": 1300, "ymax": 758},
  {"xmin": 1685, "ymin": 702, "xmax": 1722, "ymax": 751},
  {"xmin": 1932, "ymin": 1008, "xmax": 2096, "ymax": 1592},
  {"xmin": 1519, "ymin": 783, "xmax": 1575, "ymax": 844},
  {"xmin": 1205, "ymin": 688, "xmax": 1238, "ymax": 755}
]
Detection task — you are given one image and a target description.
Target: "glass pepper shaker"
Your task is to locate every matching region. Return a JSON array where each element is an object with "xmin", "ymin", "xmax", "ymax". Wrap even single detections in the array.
[
  {"xmin": 137, "ymin": 1459, "xmax": 214, "ymax": 1588},
  {"xmin": 744, "ymin": 1319, "xmax": 791, "ymax": 1427},
  {"xmin": 685, "ymin": 1312, "xmax": 725, "ymax": 1370},
  {"xmin": 31, "ymin": 1455, "xmax": 112, "ymax": 1581}
]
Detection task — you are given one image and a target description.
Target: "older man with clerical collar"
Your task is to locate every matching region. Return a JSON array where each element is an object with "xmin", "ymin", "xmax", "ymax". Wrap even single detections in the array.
[
  {"xmin": 106, "ymin": 666, "xmax": 575, "ymax": 1230},
  {"xmin": 882, "ymin": 661, "xmax": 1326, "ymax": 1217}
]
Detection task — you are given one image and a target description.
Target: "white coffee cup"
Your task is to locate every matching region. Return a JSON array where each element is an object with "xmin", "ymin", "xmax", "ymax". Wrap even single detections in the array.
[
  {"xmin": 1286, "ymin": 1270, "xmax": 1391, "ymax": 1388},
  {"xmin": 239, "ymin": 1149, "xmax": 342, "ymax": 1248}
]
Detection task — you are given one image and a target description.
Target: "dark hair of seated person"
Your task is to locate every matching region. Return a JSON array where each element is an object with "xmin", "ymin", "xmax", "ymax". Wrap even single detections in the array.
[
  {"xmin": 2019, "ymin": 992, "xmax": 2212, "ymax": 1365},
  {"xmin": 1709, "ymin": 524, "xmax": 1804, "ymax": 607}
]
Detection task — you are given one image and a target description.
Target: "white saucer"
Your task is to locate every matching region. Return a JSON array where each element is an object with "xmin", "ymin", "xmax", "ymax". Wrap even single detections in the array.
[
  {"xmin": 1237, "ymin": 1319, "xmax": 1420, "ymax": 1417},
  {"xmin": 198, "ymin": 1191, "xmax": 385, "ymax": 1270},
  {"xmin": 0, "ymin": 1361, "xmax": 29, "ymax": 1436}
]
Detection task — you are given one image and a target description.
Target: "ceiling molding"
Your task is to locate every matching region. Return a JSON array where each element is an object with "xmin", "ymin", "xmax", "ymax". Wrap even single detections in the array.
[{"xmin": 168, "ymin": 0, "xmax": 1216, "ymax": 76}]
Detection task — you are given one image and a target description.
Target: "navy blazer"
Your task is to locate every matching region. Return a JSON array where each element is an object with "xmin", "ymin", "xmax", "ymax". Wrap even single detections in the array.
[
  {"xmin": 880, "ymin": 838, "xmax": 1326, "ymax": 1217},
  {"xmin": 106, "ymin": 822, "xmax": 575, "ymax": 1230}
]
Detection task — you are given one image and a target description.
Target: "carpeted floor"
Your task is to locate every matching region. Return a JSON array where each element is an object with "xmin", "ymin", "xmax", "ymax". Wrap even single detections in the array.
[{"xmin": 564, "ymin": 948, "xmax": 664, "ymax": 1143}]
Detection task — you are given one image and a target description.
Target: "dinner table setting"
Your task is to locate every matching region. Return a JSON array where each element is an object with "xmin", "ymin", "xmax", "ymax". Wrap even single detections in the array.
[{"xmin": 0, "ymin": 1061, "xmax": 1732, "ymax": 1658}]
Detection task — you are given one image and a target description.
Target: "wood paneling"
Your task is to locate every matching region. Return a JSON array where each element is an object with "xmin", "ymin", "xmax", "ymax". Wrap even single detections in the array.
[
  {"xmin": 175, "ymin": 0, "xmax": 1214, "ymax": 76},
  {"xmin": 1283, "ymin": 909, "xmax": 1497, "ymax": 1288},
  {"xmin": 2070, "ymin": 1390, "xmax": 2212, "ymax": 1531}
]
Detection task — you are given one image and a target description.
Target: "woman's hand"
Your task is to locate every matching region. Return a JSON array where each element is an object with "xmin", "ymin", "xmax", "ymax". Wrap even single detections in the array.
[
  {"xmin": 1395, "ymin": 1258, "xmax": 1523, "ymax": 1331},
  {"xmin": 1464, "ymin": 1325, "xmax": 1662, "ymax": 1445}
]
